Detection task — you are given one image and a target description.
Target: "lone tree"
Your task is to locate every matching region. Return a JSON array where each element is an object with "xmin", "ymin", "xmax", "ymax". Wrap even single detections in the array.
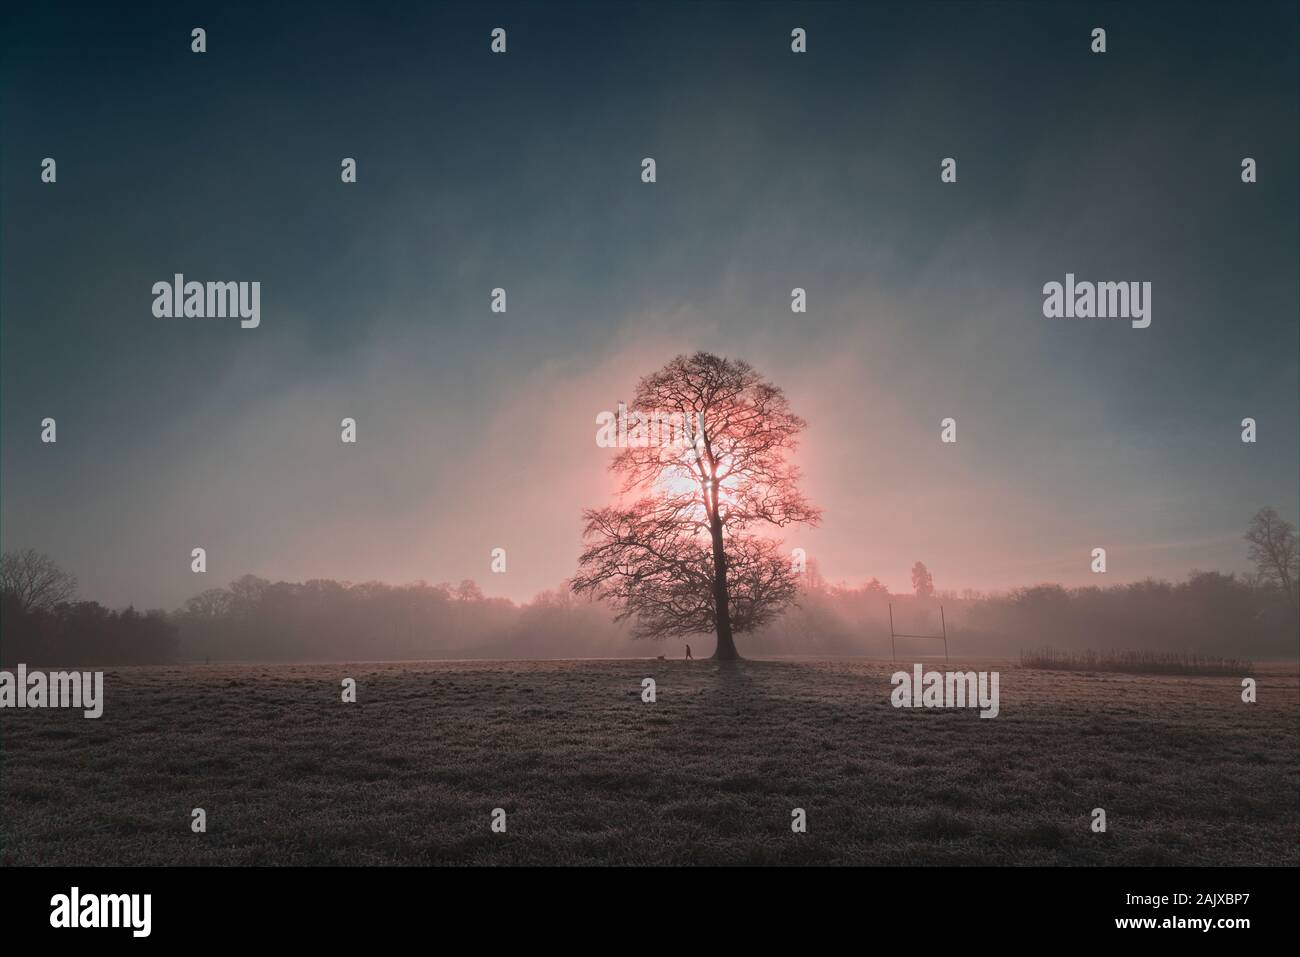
[
  {"xmin": 1245, "ymin": 506, "xmax": 1297, "ymax": 602},
  {"xmin": 0, "ymin": 548, "xmax": 76, "ymax": 613},
  {"xmin": 573, "ymin": 352, "xmax": 820, "ymax": 659},
  {"xmin": 911, "ymin": 561, "xmax": 934, "ymax": 598}
]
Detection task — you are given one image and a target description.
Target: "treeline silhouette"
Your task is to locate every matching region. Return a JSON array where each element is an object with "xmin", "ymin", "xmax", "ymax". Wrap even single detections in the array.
[
  {"xmin": 170, "ymin": 565, "xmax": 1298, "ymax": 663},
  {"xmin": 2, "ymin": 557, "xmax": 1296, "ymax": 666},
  {"xmin": 1, "ymin": 596, "xmax": 178, "ymax": 666},
  {"xmin": 759, "ymin": 567, "xmax": 1297, "ymax": 660},
  {"xmin": 174, "ymin": 576, "xmax": 633, "ymax": 662}
]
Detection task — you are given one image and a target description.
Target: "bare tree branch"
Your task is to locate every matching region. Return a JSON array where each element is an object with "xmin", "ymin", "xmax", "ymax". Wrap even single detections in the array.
[
  {"xmin": 0, "ymin": 548, "xmax": 77, "ymax": 613},
  {"xmin": 1245, "ymin": 507, "xmax": 1297, "ymax": 602}
]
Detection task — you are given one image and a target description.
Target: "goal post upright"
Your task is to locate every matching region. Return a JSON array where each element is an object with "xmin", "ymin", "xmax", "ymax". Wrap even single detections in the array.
[{"xmin": 889, "ymin": 602, "xmax": 950, "ymax": 662}]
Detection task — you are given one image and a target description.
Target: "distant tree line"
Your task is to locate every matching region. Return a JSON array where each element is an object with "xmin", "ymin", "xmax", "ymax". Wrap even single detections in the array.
[
  {"xmin": 0, "ymin": 548, "xmax": 178, "ymax": 665},
  {"xmin": 763, "ymin": 565, "xmax": 1297, "ymax": 660},
  {"xmin": 2, "ymin": 508, "xmax": 1295, "ymax": 664},
  {"xmin": 761, "ymin": 506, "xmax": 1296, "ymax": 659},
  {"xmin": 172, "ymin": 575, "xmax": 641, "ymax": 661}
]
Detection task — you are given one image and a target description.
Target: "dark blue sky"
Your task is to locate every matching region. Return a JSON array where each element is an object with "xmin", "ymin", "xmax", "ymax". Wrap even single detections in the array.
[{"xmin": 3, "ymin": 1, "xmax": 1297, "ymax": 608}]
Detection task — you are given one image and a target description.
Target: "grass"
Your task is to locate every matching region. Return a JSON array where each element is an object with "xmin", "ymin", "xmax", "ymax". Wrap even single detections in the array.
[
  {"xmin": 1, "ymin": 657, "xmax": 1294, "ymax": 865},
  {"xmin": 1020, "ymin": 648, "xmax": 1254, "ymax": 675}
]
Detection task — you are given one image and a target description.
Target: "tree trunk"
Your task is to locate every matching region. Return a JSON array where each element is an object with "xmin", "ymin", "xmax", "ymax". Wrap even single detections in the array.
[{"xmin": 709, "ymin": 516, "xmax": 740, "ymax": 660}]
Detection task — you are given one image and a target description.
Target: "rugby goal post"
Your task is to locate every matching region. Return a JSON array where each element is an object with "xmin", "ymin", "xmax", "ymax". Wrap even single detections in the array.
[{"xmin": 889, "ymin": 603, "xmax": 949, "ymax": 662}]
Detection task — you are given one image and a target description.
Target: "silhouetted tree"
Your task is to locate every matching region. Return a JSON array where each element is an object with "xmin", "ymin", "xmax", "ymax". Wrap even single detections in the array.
[
  {"xmin": 0, "ymin": 548, "xmax": 76, "ymax": 613},
  {"xmin": 1245, "ymin": 507, "xmax": 1297, "ymax": 602},
  {"xmin": 455, "ymin": 580, "xmax": 485, "ymax": 602},
  {"xmin": 572, "ymin": 352, "xmax": 820, "ymax": 659},
  {"xmin": 0, "ymin": 594, "xmax": 177, "ymax": 666},
  {"xmin": 911, "ymin": 561, "xmax": 934, "ymax": 598}
]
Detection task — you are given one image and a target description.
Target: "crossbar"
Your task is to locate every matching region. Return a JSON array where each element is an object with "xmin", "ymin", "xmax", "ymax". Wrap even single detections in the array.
[{"xmin": 889, "ymin": 603, "xmax": 949, "ymax": 662}]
